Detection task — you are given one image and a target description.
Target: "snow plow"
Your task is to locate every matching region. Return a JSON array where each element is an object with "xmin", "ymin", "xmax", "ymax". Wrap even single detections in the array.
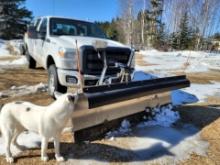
[
  {"xmin": 68, "ymin": 40, "xmax": 190, "ymax": 142},
  {"xmin": 71, "ymin": 75, "xmax": 190, "ymax": 142}
]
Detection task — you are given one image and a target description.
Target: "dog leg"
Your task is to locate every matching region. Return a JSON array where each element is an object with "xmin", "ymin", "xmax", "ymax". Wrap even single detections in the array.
[
  {"xmin": 54, "ymin": 136, "xmax": 64, "ymax": 162},
  {"xmin": 4, "ymin": 132, "xmax": 14, "ymax": 163},
  {"xmin": 41, "ymin": 137, "xmax": 49, "ymax": 162},
  {"xmin": 12, "ymin": 131, "xmax": 26, "ymax": 151}
]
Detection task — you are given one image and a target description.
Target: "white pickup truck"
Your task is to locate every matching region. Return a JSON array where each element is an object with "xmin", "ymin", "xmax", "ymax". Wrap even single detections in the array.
[{"xmin": 24, "ymin": 16, "xmax": 134, "ymax": 97}]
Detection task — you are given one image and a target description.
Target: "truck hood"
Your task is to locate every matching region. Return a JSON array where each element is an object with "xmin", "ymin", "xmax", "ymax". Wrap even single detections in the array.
[{"xmin": 51, "ymin": 36, "xmax": 130, "ymax": 49}]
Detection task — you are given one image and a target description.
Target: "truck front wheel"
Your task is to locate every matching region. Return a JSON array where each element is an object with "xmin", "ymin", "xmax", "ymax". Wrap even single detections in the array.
[{"xmin": 48, "ymin": 65, "xmax": 67, "ymax": 97}]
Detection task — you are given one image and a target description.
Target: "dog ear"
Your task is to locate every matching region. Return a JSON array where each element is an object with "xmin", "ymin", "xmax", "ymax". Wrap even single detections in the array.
[{"xmin": 67, "ymin": 95, "xmax": 75, "ymax": 102}]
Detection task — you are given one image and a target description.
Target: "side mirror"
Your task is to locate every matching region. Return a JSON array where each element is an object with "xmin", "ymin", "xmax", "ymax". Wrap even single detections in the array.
[
  {"xmin": 27, "ymin": 26, "xmax": 37, "ymax": 38},
  {"xmin": 38, "ymin": 31, "xmax": 46, "ymax": 40},
  {"xmin": 28, "ymin": 25, "xmax": 36, "ymax": 32}
]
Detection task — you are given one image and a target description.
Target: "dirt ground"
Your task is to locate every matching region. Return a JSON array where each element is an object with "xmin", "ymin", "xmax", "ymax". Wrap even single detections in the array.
[
  {"xmin": 135, "ymin": 53, "xmax": 158, "ymax": 66},
  {"xmin": 0, "ymin": 65, "xmax": 220, "ymax": 164}
]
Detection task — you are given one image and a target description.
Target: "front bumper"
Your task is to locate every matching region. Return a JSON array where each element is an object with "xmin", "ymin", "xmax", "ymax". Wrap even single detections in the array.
[
  {"xmin": 57, "ymin": 69, "xmax": 80, "ymax": 87},
  {"xmin": 57, "ymin": 68, "xmax": 119, "ymax": 87}
]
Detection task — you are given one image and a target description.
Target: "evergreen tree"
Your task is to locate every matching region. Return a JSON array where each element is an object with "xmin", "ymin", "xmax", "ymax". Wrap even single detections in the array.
[
  {"xmin": 96, "ymin": 19, "xmax": 120, "ymax": 41},
  {"xmin": 213, "ymin": 32, "xmax": 220, "ymax": 40},
  {"xmin": 153, "ymin": 23, "xmax": 166, "ymax": 49},
  {"xmin": 149, "ymin": 0, "xmax": 164, "ymax": 46},
  {"xmin": 106, "ymin": 19, "xmax": 119, "ymax": 41},
  {"xmin": 0, "ymin": 0, "xmax": 32, "ymax": 39},
  {"xmin": 170, "ymin": 32, "xmax": 179, "ymax": 50},
  {"xmin": 188, "ymin": 27, "xmax": 199, "ymax": 50},
  {"xmin": 178, "ymin": 12, "xmax": 190, "ymax": 50}
]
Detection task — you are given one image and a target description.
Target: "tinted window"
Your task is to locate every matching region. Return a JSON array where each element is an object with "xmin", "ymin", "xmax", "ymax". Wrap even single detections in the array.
[
  {"xmin": 35, "ymin": 19, "xmax": 41, "ymax": 29},
  {"xmin": 39, "ymin": 18, "xmax": 47, "ymax": 33},
  {"xmin": 50, "ymin": 18, "xmax": 106, "ymax": 38},
  {"xmin": 29, "ymin": 18, "xmax": 41, "ymax": 30}
]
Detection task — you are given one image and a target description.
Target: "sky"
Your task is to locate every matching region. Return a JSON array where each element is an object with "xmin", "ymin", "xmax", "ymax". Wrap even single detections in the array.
[{"xmin": 25, "ymin": 0, "xmax": 119, "ymax": 22}]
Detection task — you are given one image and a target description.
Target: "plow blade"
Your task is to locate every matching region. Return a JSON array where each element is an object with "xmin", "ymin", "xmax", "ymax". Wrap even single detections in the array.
[
  {"xmin": 72, "ymin": 75, "xmax": 190, "ymax": 142},
  {"xmin": 83, "ymin": 75, "xmax": 190, "ymax": 108}
]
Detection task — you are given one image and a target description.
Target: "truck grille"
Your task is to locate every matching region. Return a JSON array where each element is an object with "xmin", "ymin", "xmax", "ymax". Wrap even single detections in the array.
[{"xmin": 80, "ymin": 46, "xmax": 131, "ymax": 75}]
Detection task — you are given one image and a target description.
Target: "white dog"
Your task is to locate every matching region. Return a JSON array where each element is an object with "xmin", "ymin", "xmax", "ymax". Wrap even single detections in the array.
[{"xmin": 0, "ymin": 93, "xmax": 78, "ymax": 163}]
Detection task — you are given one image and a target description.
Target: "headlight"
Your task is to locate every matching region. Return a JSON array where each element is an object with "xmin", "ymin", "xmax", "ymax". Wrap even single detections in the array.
[
  {"xmin": 58, "ymin": 47, "xmax": 66, "ymax": 57},
  {"xmin": 58, "ymin": 47, "xmax": 75, "ymax": 58}
]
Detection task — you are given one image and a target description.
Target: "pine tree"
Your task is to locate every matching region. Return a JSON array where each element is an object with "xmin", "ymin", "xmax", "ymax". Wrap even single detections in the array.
[
  {"xmin": 96, "ymin": 19, "xmax": 120, "ymax": 41},
  {"xmin": 153, "ymin": 23, "xmax": 166, "ymax": 49},
  {"xmin": 0, "ymin": 0, "xmax": 32, "ymax": 39},
  {"xmin": 149, "ymin": 0, "xmax": 164, "ymax": 46},
  {"xmin": 179, "ymin": 12, "xmax": 190, "ymax": 50},
  {"xmin": 213, "ymin": 32, "xmax": 220, "ymax": 41},
  {"xmin": 170, "ymin": 32, "xmax": 179, "ymax": 50},
  {"xmin": 188, "ymin": 27, "xmax": 199, "ymax": 50}
]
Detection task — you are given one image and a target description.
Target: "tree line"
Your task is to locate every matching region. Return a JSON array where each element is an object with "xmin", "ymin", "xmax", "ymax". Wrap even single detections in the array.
[
  {"xmin": 0, "ymin": 0, "xmax": 32, "ymax": 39},
  {"xmin": 98, "ymin": 0, "xmax": 220, "ymax": 51}
]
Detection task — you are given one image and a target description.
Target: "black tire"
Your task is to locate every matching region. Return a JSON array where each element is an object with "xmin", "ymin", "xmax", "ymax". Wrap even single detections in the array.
[
  {"xmin": 26, "ymin": 49, "xmax": 36, "ymax": 69},
  {"xmin": 21, "ymin": 45, "xmax": 26, "ymax": 55},
  {"xmin": 48, "ymin": 64, "xmax": 67, "ymax": 97}
]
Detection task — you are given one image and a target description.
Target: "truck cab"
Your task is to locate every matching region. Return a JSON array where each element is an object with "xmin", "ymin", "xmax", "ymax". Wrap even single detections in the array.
[{"xmin": 24, "ymin": 16, "xmax": 134, "ymax": 97}]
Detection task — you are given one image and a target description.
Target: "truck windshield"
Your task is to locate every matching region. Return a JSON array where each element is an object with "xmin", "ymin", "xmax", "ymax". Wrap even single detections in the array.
[{"xmin": 50, "ymin": 18, "xmax": 106, "ymax": 38}]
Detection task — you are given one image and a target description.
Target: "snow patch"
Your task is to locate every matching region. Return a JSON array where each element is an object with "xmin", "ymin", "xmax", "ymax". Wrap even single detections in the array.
[
  {"xmin": 119, "ymin": 119, "xmax": 131, "ymax": 133},
  {"xmin": 138, "ymin": 50, "xmax": 220, "ymax": 73},
  {"xmin": 172, "ymin": 82, "xmax": 220, "ymax": 105},
  {"xmin": 0, "ymin": 39, "xmax": 10, "ymax": 57},
  {"xmin": 0, "ymin": 83, "xmax": 48, "ymax": 99},
  {"xmin": 106, "ymin": 105, "xmax": 180, "ymax": 140},
  {"xmin": 0, "ymin": 56, "xmax": 28, "ymax": 68},
  {"xmin": 133, "ymin": 71, "xmax": 199, "ymax": 105},
  {"xmin": 172, "ymin": 90, "xmax": 198, "ymax": 106},
  {"xmin": 68, "ymin": 105, "xmax": 208, "ymax": 164},
  {"xmin": 0, "ymin": 132, "xmax": 41, "ymax": 156},
  {"xmin": 126, "ymin": 125, "xmax": 208, "ymax": 164},
  {"xmin": 132, "ymin": 71, "xmax": 157, "ymax": 81},
  {"xmin": 137, "ymin": 105, "xmax": 180, "ymax": 128},
  {"xmin": 133, "ymin": 70, "xmax": 220, "ymax": 105},
  {"xmin": 106, "ymin": 119, "xmax": 132, "ymax": 139},
  {"xmin": 182, "ymin": 82, "xmax": 220, "ymax": 102},
  {"xmin": 103, "ymin": 103, "xmax": 208, "ymax": 165}
]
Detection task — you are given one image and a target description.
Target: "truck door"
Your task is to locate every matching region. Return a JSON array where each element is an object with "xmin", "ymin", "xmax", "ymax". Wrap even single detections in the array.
[
  {"xmin": 35, "ymin": 18, "xmax": 47, "ymax": 66},
  {"xmin": 27, "ymin": 18, "xmax": 40, "ymax": 57}
]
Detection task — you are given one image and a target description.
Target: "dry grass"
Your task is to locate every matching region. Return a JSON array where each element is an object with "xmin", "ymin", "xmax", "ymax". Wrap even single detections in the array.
[
  {"xmin": 0, "ymin": 68, "xmax": 47, "ymax": 91},
  {"xmin": 6, "ymin": 43, "xmax": 19, "ymax": 56},
  {"xmin": 180, "ymin": 71, "xmax": 220, "ymax": 84},
  {"xmin": 135, "ymin": 53, "xmax": 158, "ymax": 66},
  {"xmin": 187, "ymin": 71, "xmax": 220, "ymax": 84},
  {"xmin": 0, "ymin": 56, "xmax": 19, "ymax": 61},
  {"xmin": 176, "ymin": 105, "xmax": 220, "ymax": 165},
  {"xmin": 0, "ymin": 92, "xmax": 53, "ymax": 106}
]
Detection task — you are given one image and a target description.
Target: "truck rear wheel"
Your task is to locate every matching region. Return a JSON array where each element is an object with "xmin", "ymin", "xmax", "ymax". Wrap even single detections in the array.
[
  {"xmin": 26, "ymin": 50, "xmax": 36, "ymax": 69},
  {"xmin": 48, "ymin": 65, "xmax": 67, "ymax": 97}
]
